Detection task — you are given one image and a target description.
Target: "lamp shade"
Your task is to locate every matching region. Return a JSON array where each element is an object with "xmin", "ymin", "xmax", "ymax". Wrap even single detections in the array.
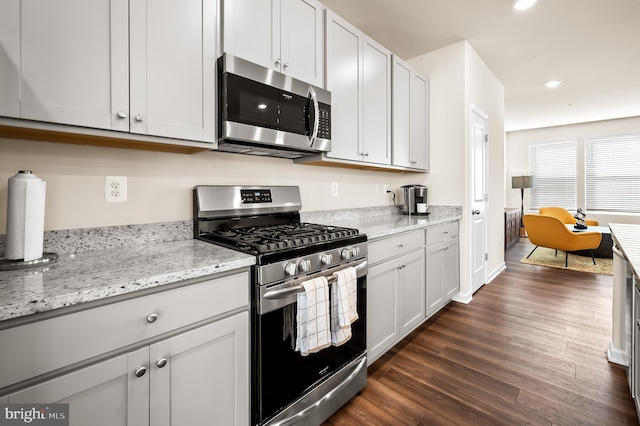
[{"xmin": 512, "ymin": 175, "xmax": 535, "ymax": 189}]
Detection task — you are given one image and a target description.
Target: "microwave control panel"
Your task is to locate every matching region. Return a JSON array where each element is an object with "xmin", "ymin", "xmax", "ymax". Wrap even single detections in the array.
[{"xmin": 317, "ymin": 104, "xmax": 331, "ymax": 139}]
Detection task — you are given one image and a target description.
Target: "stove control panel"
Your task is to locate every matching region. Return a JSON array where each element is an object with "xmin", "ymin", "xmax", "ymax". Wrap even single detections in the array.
[
  {"xmin": 240, "ymin": 189, "xmax": 272, "ymax": 203},
  {"xmin": 258, "ymin": 241, "xmax": 368, "ymax": 285}
]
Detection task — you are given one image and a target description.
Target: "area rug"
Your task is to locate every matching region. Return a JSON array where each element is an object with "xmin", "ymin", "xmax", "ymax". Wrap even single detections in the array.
[{"xmin": 520, "ymin": 247, "xmax": 613, "ymax": 275}]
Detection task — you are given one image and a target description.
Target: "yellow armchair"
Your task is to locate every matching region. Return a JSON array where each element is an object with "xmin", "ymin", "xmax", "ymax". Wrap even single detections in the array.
[
  {"xmin": 539, "ymin": 206, "xmax": 599, "ymax": 226},
  {"xmin": 522, "ymin": 214, "xmax": 602, "ymax": 267}
]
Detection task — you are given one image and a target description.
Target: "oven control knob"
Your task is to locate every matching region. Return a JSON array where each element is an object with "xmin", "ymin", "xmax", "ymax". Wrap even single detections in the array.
[
  {"xmin": 284, "ymin": 262, "xmax": 297, "ymax": 276},
  {"xmin": 299, "ymin": 259, "xmax": 311, "ymax": 272},
  {"xmin": 321, "ymin": 254, "xmax": 333, "ymax": 265},
  {"xmin": 341, "ymin": 248, "xmax": 351, "ymax": 260},
  {"xmin": 351, "ymin": 247, "xmax": 360, "ymax": 257}
]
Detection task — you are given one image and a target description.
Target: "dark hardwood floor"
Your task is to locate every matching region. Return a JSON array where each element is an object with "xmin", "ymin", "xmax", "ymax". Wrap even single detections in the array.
[{"xmin": 324, "ymin": 238, "xmax": 639, "ymax": 425}]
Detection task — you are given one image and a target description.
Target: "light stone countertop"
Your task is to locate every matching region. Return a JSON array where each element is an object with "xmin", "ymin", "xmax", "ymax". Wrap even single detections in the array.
[
  {"xmin": 313, "ymin": 209, "xmax": 463, "ymax": 240},
  {"xmin": 609, "ymin": 223, "xmax": 640, "ymax": 277},
  {"xmin": 0, "ymin": 240, "xmax": 254, "ymax": 323},
  {"xmin": 0, "ymin": 206, "xmax": 462, "ymax": 323}
]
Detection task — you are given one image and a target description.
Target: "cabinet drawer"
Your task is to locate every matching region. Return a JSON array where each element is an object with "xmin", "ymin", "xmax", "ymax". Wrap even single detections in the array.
[
  {"xmin": 0, "ymin": 271, "xmax": 249, "ymax": 390},
  {"xmin": 369, "ymin": 230, "xmax": 424, "ymax": 265},
  {"xmin": 426, "ymin": 221, "xmax": 459, "ymax": 246}
]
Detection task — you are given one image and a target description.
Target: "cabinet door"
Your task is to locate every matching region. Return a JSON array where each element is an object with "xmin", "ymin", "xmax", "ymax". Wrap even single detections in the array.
[
  {"xmin": 150, "ymin": 312, "xmax": 249, "ymax": 426},
  {"xmin": 410, "ymin": 71, "xmax": 429, "ymax": 171},
  {"xmin": 362, "ymin": 36, "xmax": 391, "ymax": 165},
  {"xmin": 18, "ymin": 0, "xmax": 129, "ymax": 131},
  {"xmin": 8, "ymin": 347, "xmax": 149, "ymax": 426},
  {"xmin": 443, "ymin": 238, "xmax": 460, "ymax": 299},
  {"xmin": 399, "ymin": 249, "xmax": 426, "ymax": 333},
  {"xmin": 223, "ymin": 0, "xmax": 280, "ymax": 72},
  {"xmin": 325, "ymin": 10, "xmax": 362, "ymax": 162},
  {"xmin": 392, "ymin": 56, "xmax": 411, "ymax": 168},
  {"xmin": 367, "ymin": 260, "xmax": 399, "ymax": 363},
  {"xmin": 130, "ymin": 0, "xmax": 216, "ymax": 142},
  {"xmin": 0, "ymin": 0, "xmax": 20, "ymax": 118},
  {"xmin": 280, "ymin": 0, "xmax": 323, "ymax": 87},
  {"xmin": 426, "ymin": 241, "xmax": 445, "ymax": 317},
  {"xmin": 634, "ymin": 285, "xmax": 640, "ymax": 409}
]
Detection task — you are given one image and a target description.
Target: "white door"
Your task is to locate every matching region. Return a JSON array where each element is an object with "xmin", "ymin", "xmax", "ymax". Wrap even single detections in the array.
[{"xmin": 470, "ymin": 106, "xmax": 488, "ymax": 294}]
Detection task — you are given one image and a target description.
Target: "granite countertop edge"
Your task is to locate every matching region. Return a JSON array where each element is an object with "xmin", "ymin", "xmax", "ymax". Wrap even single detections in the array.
[{"xmin": 0, "ymin": 207, "xmax": 462, "ymax": 323}]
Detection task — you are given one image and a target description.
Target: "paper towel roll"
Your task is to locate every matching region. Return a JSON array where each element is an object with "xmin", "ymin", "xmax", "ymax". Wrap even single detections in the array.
[{"xmin": 5, "ymin": 171, "xmax": 47, "ymax": 261}]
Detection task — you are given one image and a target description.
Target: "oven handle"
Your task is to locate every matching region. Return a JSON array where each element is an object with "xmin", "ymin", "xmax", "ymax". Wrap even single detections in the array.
[
  {"xmin": 263, "ymin": 260, "xmax": 367, "ymax": 300},
  {"xmin": 271, "ymin": 355, "xmax": 367, "ymax": 426}
]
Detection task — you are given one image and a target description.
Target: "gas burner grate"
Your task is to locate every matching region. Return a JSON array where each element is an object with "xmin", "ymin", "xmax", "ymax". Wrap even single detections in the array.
[{"xmin": 204, "ymin": 222, "xmax": 359, "ymax": 254}]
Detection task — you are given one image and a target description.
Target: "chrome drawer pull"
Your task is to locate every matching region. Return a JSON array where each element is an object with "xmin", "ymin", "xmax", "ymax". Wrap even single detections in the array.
[{"xmin": 146, "ymin": 313, "xmax": 158, "ymax": 323}]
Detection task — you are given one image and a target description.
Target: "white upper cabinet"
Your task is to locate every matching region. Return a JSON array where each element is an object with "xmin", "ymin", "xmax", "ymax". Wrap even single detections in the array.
[
  {"xmin": 223, "ymin": 0, "xmax": 324, "ymax": 87},
  {"xmin": 324, "ymin": 9, "xmax": 362, "ymax": 162},
  {"xmin": 362, "ymin": 37, "xmax": 392, "ymax": 165},
  {"xmin": 130, "ymin": 0, "xmax": 217, "ymax": 142},
  {"xmin": 0, "ymin": 0, "xmax": 129, "ymax": 131},
  {"xmin": 0, "ymin": 0, "xmax": 216, "ymax": 143},
  {"xmin": 392, "ymin": 55, "xmax": 429, "ymax": 171},
  {"xmin": 324, "ymin": 10, "xmax": 391, "ymax": 165},
  {"xmin": 0, "ymin": 0, "xmax": 21, "ymax": 118}
]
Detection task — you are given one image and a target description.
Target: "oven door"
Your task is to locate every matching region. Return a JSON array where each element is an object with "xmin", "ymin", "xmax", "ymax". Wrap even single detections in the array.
[{"xmin": 253, "ymin": 259, "xmax": 367, "ymax": 426}]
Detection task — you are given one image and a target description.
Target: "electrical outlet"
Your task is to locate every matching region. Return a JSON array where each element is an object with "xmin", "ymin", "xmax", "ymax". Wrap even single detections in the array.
[
  {"xmin": 105, "ymin": 176, "xmax": 127, "ymax": 203},
  {"xmin": 331, "ymin": 182, "xmax": 339, "ymax": 197}
]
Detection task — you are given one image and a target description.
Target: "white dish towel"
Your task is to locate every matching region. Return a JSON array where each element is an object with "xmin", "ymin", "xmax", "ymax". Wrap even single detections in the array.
[
  {"xmin": 330, "ymin": 266, "xmax": 359, "ymax": 346},
  {"xmin": 295, "ymin": 276, "xmax": 331, "ymax": 356}
]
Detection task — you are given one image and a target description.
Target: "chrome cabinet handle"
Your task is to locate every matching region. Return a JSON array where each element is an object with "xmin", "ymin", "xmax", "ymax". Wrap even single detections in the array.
[
  {"xmin": 147, "ymin": 313, "xmax": 158, "ymax": 323},
  {"xmin": 283, "ymin": 62, "xmax": 289, "ymax": 70},
  {"xmin": 135, "ymin": 114, "xmax": 144, "ymax": 122},
  {"xmin": 399, "ymin": 243, "xmax": 404, "ymax": 248},
  {"xmin": 117, "ymin": 111, "xmax": 127, "ymax": 119},
  {"xmin": 135, "ymin": 366, "xmax": 147, "ymax": 377},
  {"xmin": 275, "ymin": 58, "xmax": 281, "ymax": 67},
  {"xmin": 472, "ymin": 209, "xmax": 480, "ymax": 215},
  {"xmin": 157, "ymin": 358, "xmax": 167, "ymax": 368}
]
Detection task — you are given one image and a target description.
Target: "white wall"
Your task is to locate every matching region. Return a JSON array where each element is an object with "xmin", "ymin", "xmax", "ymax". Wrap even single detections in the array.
[
  {"xmin": 409, "ymin": 41, "xmax": 505, "ymax": 299},
  {"xmin": 506, "ymin": 116, "xmax": 640, "ymax": 226},
  {"xmin": 0, "ymin": 138, "xmax": 425, "ymax": 232}
]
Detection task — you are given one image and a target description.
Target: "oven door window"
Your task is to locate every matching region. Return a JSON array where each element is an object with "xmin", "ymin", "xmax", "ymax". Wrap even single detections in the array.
[
  {"xmin": 225, "ymin": 74, "xmax": 279, "ymax": 131},
  {"xmin": 255, "ymin": 278, "xmax": 366, "ymax": 424}
]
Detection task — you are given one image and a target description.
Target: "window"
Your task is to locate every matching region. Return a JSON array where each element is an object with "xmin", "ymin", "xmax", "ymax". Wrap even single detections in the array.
[
  {"xmin": 586, "ymin": 134, "xmax": 640, "ymax": 213},
  {"xmin": 529, "ymin": 141, "xmax": 576, "ymax": 210}
]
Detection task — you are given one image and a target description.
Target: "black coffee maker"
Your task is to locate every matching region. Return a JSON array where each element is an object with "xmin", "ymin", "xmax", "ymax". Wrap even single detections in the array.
[{"xmin": 401, "ymin": 184, "xmax": 428, "ymax": 215}]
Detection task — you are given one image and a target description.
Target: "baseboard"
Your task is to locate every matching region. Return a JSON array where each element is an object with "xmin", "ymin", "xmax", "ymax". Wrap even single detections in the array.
[
  {"xmin": 452, "ymin": 291, "xmax": 473, "ymax": 304},
  {"xmin": 607, "ymin": 341, "xmax": 629, "ymax": 366},
  {"xmin": 488, "ymin": 262, "xmax": 506, "ymax": 283}
]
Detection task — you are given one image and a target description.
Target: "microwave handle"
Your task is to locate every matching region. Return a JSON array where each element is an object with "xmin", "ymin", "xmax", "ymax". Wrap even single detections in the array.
[{"xmin": 308, "ymin": 86, "xmax": 320, "ymax": 147}]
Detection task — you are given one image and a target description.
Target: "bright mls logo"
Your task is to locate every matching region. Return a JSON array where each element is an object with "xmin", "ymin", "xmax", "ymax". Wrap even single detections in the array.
[{"xmin": 0, "ymin": 404, "xmax": 68, "ymax": 426}]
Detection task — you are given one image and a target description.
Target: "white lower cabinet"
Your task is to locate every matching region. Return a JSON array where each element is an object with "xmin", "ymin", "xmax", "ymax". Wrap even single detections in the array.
[
  {"xmin": 426, "ymin": 223, "xmax": 460, "ymax": 317},
  {"xmin": 367, "ymin": 231, "xmax": 425, "ymax": 364},
  {"xmin": 1, "ymin": 272, "xmax": 250, "ymax": 426},
  {"xmin": 367, "ymin": 221, "xmax": 460, "ymax": 364}
]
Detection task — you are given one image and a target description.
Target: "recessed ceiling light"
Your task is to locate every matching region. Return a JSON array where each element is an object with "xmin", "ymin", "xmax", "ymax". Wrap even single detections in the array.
[
  {"xmin": 545, "ymin": 80, "xmax": 562, "ymax": 88},
  {"xmin": 513, "ymin": 0, "xmax": 538, "ymax": 10}
]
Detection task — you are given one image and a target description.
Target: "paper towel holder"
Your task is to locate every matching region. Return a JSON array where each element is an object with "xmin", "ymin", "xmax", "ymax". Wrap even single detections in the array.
[{"xmin": 0, "ymin": 252, "xmax": 59, "ymax": 271}]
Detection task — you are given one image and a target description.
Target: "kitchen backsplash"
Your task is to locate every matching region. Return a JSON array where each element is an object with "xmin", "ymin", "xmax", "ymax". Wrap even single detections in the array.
[{"xmin": 0, "ymin": 205, "xmax": 462, "ymax": 256}]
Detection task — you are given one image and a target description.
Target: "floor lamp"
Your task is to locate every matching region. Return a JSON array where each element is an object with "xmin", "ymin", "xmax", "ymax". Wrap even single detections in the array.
[{"xmin": 512, "ymin": 175, "xmax": 535, "ymax": 237}]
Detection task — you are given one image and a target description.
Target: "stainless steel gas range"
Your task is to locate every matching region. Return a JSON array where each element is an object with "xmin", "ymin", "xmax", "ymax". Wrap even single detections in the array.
[{"xmin": 193, "ymin": 185, "xmax": 368, "ymax": 426}]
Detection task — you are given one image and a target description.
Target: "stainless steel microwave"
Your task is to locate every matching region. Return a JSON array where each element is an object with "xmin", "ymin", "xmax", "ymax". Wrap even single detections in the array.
[{"xmin": 217, "ymin": 53, "xmax": 331, "ymax": 159}]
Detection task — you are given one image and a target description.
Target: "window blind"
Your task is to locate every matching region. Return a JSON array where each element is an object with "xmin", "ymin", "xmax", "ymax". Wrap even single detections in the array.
[
  {"xmin": 585, "ymin": 134, "xmax": 640, "ymax": 213},
  {"xmin": 529, "ymin": 141, "xmax": 576, "ymax": 210}
]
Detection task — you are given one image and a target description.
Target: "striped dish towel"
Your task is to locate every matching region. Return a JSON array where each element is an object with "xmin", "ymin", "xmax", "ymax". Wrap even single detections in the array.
[
  {"xmin": 330, "ymin": 266, "xmax": 359, "ymax": 346},
  {"xmin": 295, "ymin": 276, "xmax": 331, "ymax": 356}
]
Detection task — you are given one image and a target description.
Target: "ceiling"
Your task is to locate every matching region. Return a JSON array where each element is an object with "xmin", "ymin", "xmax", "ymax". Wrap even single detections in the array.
[{"xmin": 320, "ymin": 0, "xmax": 640, "ymax": 132}]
